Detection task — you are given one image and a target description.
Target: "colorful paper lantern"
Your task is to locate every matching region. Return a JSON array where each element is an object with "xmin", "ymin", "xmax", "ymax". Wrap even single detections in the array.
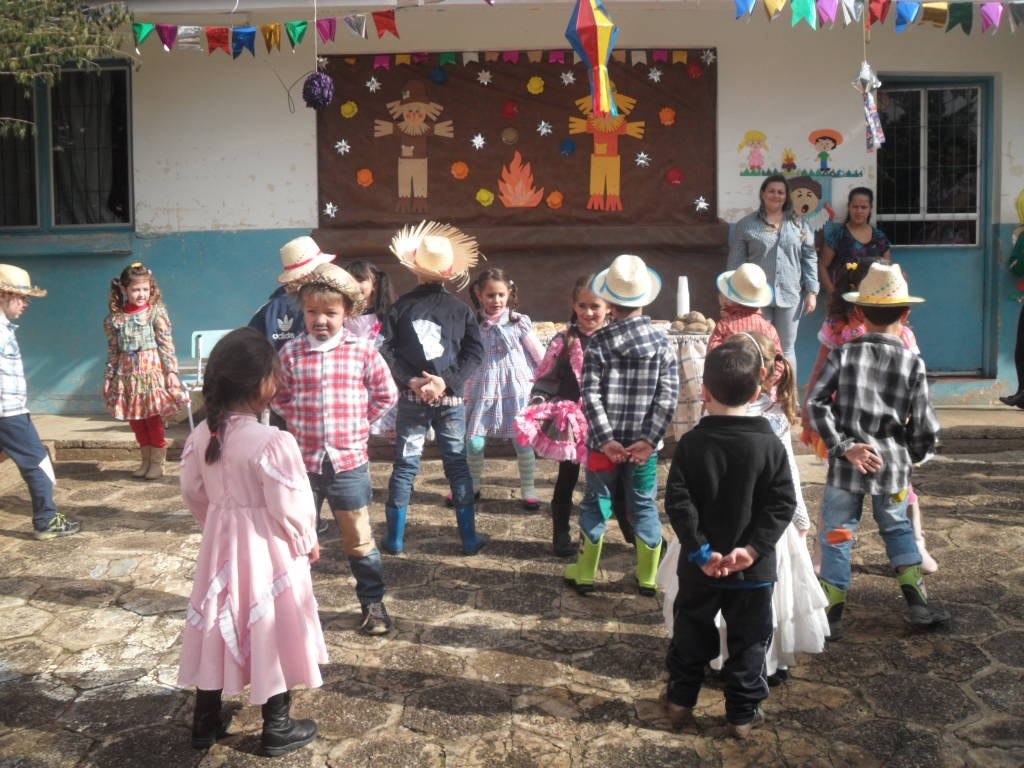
[{"xmin": 565, "ymin": 0, "xmax": 619, "ymax": 117}]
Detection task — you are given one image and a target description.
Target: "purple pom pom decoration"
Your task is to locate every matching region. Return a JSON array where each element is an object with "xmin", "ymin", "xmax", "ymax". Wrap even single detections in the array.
[{"xmin": 303, "ymin": 71, "xmax": 335, "ymax": 110}]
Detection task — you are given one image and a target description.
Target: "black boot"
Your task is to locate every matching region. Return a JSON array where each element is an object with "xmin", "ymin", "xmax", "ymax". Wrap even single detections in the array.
[
  {"xmin": 191, "ymin": 688, "xmax": 228, "ymax": 749},
  {"xmin": 260, "ymin": 691, "xmax": 318, "ymax": 757},
  {"xmin": 551, "ymin": 503, "xmax": 576, "ymax": 557},
  {"xmin": 999, "ymin": 391, "xmax": 1024, "ymax": 408}
]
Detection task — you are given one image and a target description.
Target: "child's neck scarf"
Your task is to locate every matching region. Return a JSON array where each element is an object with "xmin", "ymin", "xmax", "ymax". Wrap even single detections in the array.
[
  {"xmin": 307, "ymin": 327, "xmax": 346, "ymax": 352},
  {"xmin": 482, "ymin": 308, "xmax": 508, "ymax": 327},
  {"xmin": 123, "ymin": 301, "xmax": 150, "ymax": 315}
]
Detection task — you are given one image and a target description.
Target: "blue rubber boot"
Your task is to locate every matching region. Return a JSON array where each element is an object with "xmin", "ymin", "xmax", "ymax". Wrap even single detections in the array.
[
  {"xmin": 381, "ymin": 506, "xmax": 406, "ymax": 555},
  {"xmin": 455, "ymin": 505, "xmax": 488, "ymax": 555}
]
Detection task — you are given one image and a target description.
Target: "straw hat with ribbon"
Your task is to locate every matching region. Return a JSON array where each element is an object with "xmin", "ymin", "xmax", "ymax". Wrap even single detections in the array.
[
  {"xmin": 0, "ymin": 264, "xmax": 47, "ymax": 297},
  {"xmin": 842, "ymin": 262, "xmax": 924, "ymax": 306},
  {"xmin": 716, "ymin": 263, "xmax": 773, "ymax": 308},
  {"xmin": 591, "ymin": 254, "xmax": 662, "ymax": 308},
  {"xmin": 390, "ymin": 221, "xmax": 481, "ymax": 291},
  {"xmin": 290, "ymin": 263, "xmax": 366, "ymax": 315},
  {"xmin": 276, "ymin": 236, "xmax": 336, "ymax": 284}
]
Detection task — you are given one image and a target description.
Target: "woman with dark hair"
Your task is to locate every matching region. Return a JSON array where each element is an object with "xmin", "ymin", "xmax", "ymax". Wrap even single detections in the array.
[
  {"xmin": 727, "ymin": 174, "xmax": 819, "ymax": 369},
  {"xmin": 818, "ymin": 186, "xmax": 893, "ymax": 295}
]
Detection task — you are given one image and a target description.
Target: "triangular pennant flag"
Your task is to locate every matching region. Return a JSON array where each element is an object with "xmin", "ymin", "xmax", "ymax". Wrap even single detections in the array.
[
  {"xmin": 792, "ymin": 0, "xmax": 818, "ymax": 27},
  {"xmin": 946, "ymin": 2, "xmax": 972, "ymax": 33},
  {"xmin": 527, "ymin": 50, "xmax": 543, "ymax": 63},
  {"xmin": 612, "ymin": 50, "xmax": 626, "ymax": 63},
  {"xmin": 895, "ymin": 2, "xmax": 920, "ymax": 30},
  {"xmin": 979, "ymin": 2, "xmax": 1003, "ymax": 32},
  {"xmin": 868, "ymin": 0, "xmax": 892, "ymax": 26},
  {"xmin": 156, "ymin": 23, "xmax": 178, "ymax": 51},
  {"xmin": 1010, "ymin": 2, "xmax": 1024, "ymax": 30},
  {"xmin": 133, "ymin": 22, "xmax": 155, "ymax": 52},
  {"xmin": 548, "ymin": 50, "xmax": 566, "ymax": 64},
  {"xmin": 316, "ymin": 17, "xmax": 337, "ymax": 44},
  {"xmin": 630, "ymin": 50, "xmax": 647, "ymax": 66},
  {"xmin": 206, "ymin": 27, "xmax": 230, "ymax": 55},
  {"xmin": 285, "ymin": 20, "xmax": 308, "ymax": 49},
  {"xmin": 343, "ymin": 14, "xmax": 367, "ymax": 38},
  {"xmin": 764, "ymin": 0, "xmax": 787, "ymax": 20},
  {"xmin": 919, "ymin": 2, "xmax": 948, "ymax": 26},
  {"xmin": 372, "ymin": 10, "xmax": 399, "ymax": 39},
  {"xmin": 463, "ymin": 51, "xmax": 480, "ymax": 65},
  {"xmin": 671, "ymin": 50, "xmax": 688, "ymax": 64},
  {"xmin": 736, "ymin": 0, "xmax": 757, "ymax": 16},
  {"xmin": 395, "ymin": 53, "xmax": 411, "ymax": 65},
  {"xmin": 231, "ymin": 27, "xmax": 256, "ymax": 58},
  {"xmin": 261, "ymin": 23, "xmax": 281, "ymax": 52},
  {"xmin": 177, "ymin": 25, "xmax": 203, "ymax": 51},
  {"xmin": 373, "ymin": 54, "xmax": 391, "ymax": 69},
  {"xmin": 817, "ymin": 0, "xmax": 839, "ymax": 26},
  {"xmin": 841, "ymin": 0, "xmax": 865, "ymax": 25},
  {"xmin": 502, "ymin": 51, "xmax": 520, "ymax": 63}
]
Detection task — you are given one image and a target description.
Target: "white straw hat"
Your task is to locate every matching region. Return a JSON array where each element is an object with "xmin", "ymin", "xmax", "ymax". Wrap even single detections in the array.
[
  {"xmin": 391, "ymin": 221, "xmax": 481, "ymax": 291},
  {"xmin": 591, "ymin": 254, "xmax": 662, "ymax": 308},
  {"xmin": 290, "ymin": 263, "xmax": 366, "ymax": 315},
  {"xmin": 716, "ymin": 263, "xmax": 773, "ymax": 308},
  {"xmin": 0, "ymin": 264, "xmax": 46, "ymax": 297},
  {"xmin": 843, "ymin": 262, "xmax": 924, "ymax": 306},
  {"xmin": 277, "ymin": 236, "xmax": 336, "ymax": 284}
]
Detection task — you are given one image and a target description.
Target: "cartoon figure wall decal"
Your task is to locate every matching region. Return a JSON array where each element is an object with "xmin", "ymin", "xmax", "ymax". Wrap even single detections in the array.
[
  {"xmin": 809, "ymin": 128, "xmax": 843, "ymax": 174},
  {"xmin": 373, "ymin": 79, "xmax": 453, "ymax": 212},
  {"xmin": 789, "ymin": 175, "xmax": 834, "ymax": 233},
  {"xmin": 738, "ymin": 129, "xmax": 768, "ymax": 172},
  {"xmin": 568, "ymin": 84, "xmax": 645, "ymax": 211},
  {"xmin": 499, "ymin": 151, "xmax": 544, "ymax": 207}
]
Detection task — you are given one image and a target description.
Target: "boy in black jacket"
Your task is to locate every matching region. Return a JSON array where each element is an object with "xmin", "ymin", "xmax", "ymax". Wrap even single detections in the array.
[{"xmin": 663, "ymin": 340, "xmax": 795, "ymax": 739}]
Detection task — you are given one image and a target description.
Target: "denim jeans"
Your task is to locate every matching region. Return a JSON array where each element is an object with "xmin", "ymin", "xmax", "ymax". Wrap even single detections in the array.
[
  {"xmin": 818, "ymin": 484, "xmax": 921, "ymax": 591},
  {"xmin": 761, "ymin": 304, "xmax": 803, "ymax": 372},
  {"xmin": 578, "ymin": 454, "xmax": 661, "ymax": 548},
  {"xmin": 0, "ymin": 413, "xmax": 57, "ymax": 531},
  {"xmin": 386, "ymin": 397, "xmax": 474, "ymax": 510}
]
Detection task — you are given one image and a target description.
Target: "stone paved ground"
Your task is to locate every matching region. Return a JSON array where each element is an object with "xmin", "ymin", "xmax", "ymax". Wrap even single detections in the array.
[{"xmin": 1, "ymin": 446, "xmax": 1023, "ymax": 767}]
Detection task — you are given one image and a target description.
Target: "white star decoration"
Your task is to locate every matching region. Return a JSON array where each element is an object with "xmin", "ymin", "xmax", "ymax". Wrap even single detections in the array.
[
  {"xmin": 537, "ymin": 120, "xmax": 553, "ymax": 136},
  {"xmin": 471, "ymin": 133, "xmax": 486, "ymax": 150},
  {"xmin": 477, "ymin": 69, "xmax": 493, "ymax": 86},
  {"xmin": 701, "ymin": 49, "xmax": 716, "ymax": 66},
  {"xmin": 334, "ymin": 139, "xmax": 350, "ymax": 155},
  {"xmin": 647, "ymin": 67, "xmax": 662, "ymax": 83},
  {"xmin": 560, "ymin": 71, "xmax": 576, "ymax": 86},
  {"xmin": 634, "ymin": 151, "xmax": 651, "ymax": 168},
  {"xmin": 366, "ymin": 76, "xmax": 381, "ymax": 93},
  {"xmin": 694, "ymin": 196, "xmax": 710, "ymax": 212},
  {"xmin": 323, "ymin": 202, "xmax": 339, "ymax": 218}
]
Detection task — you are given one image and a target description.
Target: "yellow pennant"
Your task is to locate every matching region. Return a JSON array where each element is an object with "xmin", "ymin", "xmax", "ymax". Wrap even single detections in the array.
[{"xmin": 764, "ymin": 0, "xmax": 788, "ymax": 20}]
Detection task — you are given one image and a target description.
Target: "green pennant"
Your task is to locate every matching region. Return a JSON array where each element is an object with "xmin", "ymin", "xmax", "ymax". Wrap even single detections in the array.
[
  {"xmin": 946, "ymin": 2, "xmax": 973, "ymax": 34},
  {"xmin": 285, "ymin": 19, "xmax": 308, "ymax": 49},
  {"xmin": 791, "ymin": 0, "xmax": 818, "ymax": 28},
  {"xmin": 133, "ymin": 22, "xmax": 155, "ymax": 48},
  {"xmin": 439, "ymin": 52, "xmax": 457, "ymax": 65}
]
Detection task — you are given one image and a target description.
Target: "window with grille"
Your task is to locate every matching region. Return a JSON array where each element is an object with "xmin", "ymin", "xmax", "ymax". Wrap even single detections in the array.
[{"xmin": 876, "ymin": 84, "xmax": 981, "ymax": 246}]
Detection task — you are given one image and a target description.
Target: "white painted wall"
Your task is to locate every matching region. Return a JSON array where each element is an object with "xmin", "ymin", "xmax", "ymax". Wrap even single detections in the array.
[{"xmin": 130, "ymin": 3, "xmax": 1024, "ymax": 232}]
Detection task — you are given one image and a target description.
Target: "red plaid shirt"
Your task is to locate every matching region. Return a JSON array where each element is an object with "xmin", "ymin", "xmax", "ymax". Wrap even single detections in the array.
[
  {"xmin": 707, "ymin": 304, "xmax": 786, "ymax": 385},
  {"xmin": 274, "ymin": 332, "xmax": 398, "ymax": 474}
]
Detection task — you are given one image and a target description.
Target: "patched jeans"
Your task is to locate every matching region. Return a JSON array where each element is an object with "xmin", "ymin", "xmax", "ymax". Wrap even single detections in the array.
[
  {"xmin": 579, "ymin": 453, "xmax": 662, "ymax": 548},
  {"xmin": 818, "ymin": 484, "xmax": 921, "ymax": 592}
]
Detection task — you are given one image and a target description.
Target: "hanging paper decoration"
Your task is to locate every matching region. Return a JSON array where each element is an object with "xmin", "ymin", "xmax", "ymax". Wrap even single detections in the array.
[
  {"xmin": 980, "ymin": 2, "xmax": 1004, "ymax": 32},
  {"xmin": 206, "ymin": 27, "xmax": 230, "ymax": 55},
  {"xmin": 630, "ymin": 50, "xmax": 647, "ymax": 66},
  {"xmin": 303, "ymin": 70, "xmax": 335, "ymax": 110},
  {"xmin": 792, "ymin": 0, "xmax": 818, "ymax": 27},
  {"xmin": 502, "ymin": 51, "xmax": 521, "ymax": 63},
  {"xmin": 841, "ymin": 0, "xmax": 865, "ymax": 25},
  {"xmin": 395, "ymin": 54, "xmax": 412, "ymax": 66},
  {"xmin": 895, "ymin": 2, "xmax": 921, "ymax": 30},
  {"xmin": 413, "ymin": 52, "xmax": 429, "ymax": 64},
  {"xmin": 527, "ymin": 51, "xmax": 543, "ymax": 63},
  {"xmin": 549, "ymin": 50, "xmax": 566, "ymax": 64},
  {"xmin": 947, "ymin": 2, "xmax": 973, "ymax": 32},
  {"xmin": 919, "ymin": 2, "xmax": 949, "ymax": 26},
  {"xmin": 133, "ymin": 22, "xmax": 155, "ymax": 52},
  {"xmin": 868, "ymin": 0, "xmax": 892, "ymax": 26},
  {"xmin": 439, "ymin": 52, "xmax": 457, "ymax": 65},
  {"xmin": 261, "ymin": 23, "xmax": 282, "ymax": 52},
  {"xmin": 1010, "ymin": 2, "xmax": 1024, "ymax": 30},
  {"xmin": 671, "ymin": 51, "xmax": 688, "ymax": 64},
  {"xmin": 316, "ymin": 17, "xmax": 337, "ymax": 43},
  {"xmin": 373, "ymin": 56, "xmax": 391, "ymax": 70},
  {"xmin": 652, "ymin": 49, "xmax": 669, "ymax": 63},
  {"xmin": 177, "ymin": 26, "xmax": 203, "ymax": 51},
  {"xmin": 736, "ymin": 0, "xmax": 758, "ymax": 17},
  {"xmin": 285, "ymin": 20, "xmax": 308, "ymax": 49},
  {"xmin": 343, "ymin": 14, "xmax": 367, "ymax": 39},
  {"xmin": 853, "ymin": 61, "xmax": 885, "ymax": 152},
  {"xmin": 565, "ymin": 0, "xmax": 619, "ymax": 117},
  {"xmin": 373, "ymin": 10, "xmax": 399, "ymax": 39},
  {"xmin": 817, "ymin": 0, "xmax": 840, "ymax": 26},
  {"xmin": 232, "ymin": 27, "xmax": 257, "ymax": 58},
  {"xmin": 156, "ymin": 24, "xmax": 178, "ymax": 51},
  {"xmin": 764, "ymin": 0, "xmax": 787, "ymax": 20},
  {"xmin": 463, "ymin": 52, "xmax": 480, "ymax": 65}
]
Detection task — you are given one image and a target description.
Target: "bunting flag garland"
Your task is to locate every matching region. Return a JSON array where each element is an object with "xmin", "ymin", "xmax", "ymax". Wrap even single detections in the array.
[
  {"xmin": 920, "ymin": 2, "xmax": 949, "ymax": 26},
  {"xmin": 316, "ymin": 17, "xmax": 337, "ymax": 44},
  {"xmin": 764, "ymin": 0, "xmax": 788, "ymax": 19},
  {"xmin": 980, "ymin": 1, "xmax": 1003, "ymax": 31},
  {"xmin": 372, "ymin": 10, "xmax": 399, "ymax": 39},
  {"xmin": 895, "ymin": 1, "xmax": 921, "ymax": 30},
  {"xmin": 736, "ymin": 0, "xmax": 758, "ymax": 16},
  {"xmin": 1011, "ymin": 2, "xmax": 1024, "ymax": 29},
  {"xmin": 395, "ymin": 53, "xmax": 411, "ymax": 65},
  {"xmin": 439, "ymin": 52, "xmax": 457, "ymax": 65},
  {"xmin": 207, "ymin": 27, "xmax": 230, "ymax": 55},
  {"xmin": 817, "ymin": 0, "xmax": 840, "ymax": 26},
  {"xmin": 285, "ymin": 20, "xmax": 308, "ymax": 49},
  {"xmin": 262, "ymin": 23, "xmax": 282, "ymax": 53},
  {"xmin": 133, "ymin": 22, "xmax": 155, "ymax": 53},
  {"xmin": 177, "ymin": 25, "xmax": 203, "ymax": 51},
  {"xmin": 947, "ymin": 1, "xmax": 974, "ymax": 30},
  {"xmin": 791, "ymin": 0, "xmax": 818, "ymax": 27},
  {"xmin": 232, "ymin": 27, "xmax": 257, "ymax": 58},
  {"xmin": 156, "ymin": 23, "xmax": 178, "ymax": 51},
  {"xmin": 868, "ymin": 0, "xmax": 892, "ymax": 26},
  {"xmin": 736, "ymin": 0, "xmax": 1021, "ymax": 32},
  {"xmin": 343, "ymin": 14, "xmax": 367, "ymax": 38},
  {"xmin": 842, "ymin": 0, "xmax": 865, "ymax": 25}
]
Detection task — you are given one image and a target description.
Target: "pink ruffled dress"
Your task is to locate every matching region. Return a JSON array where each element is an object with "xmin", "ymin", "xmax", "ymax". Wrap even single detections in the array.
[{"xmin": 177, "ymin": 413, "xmax": 327, "ymax": 705}]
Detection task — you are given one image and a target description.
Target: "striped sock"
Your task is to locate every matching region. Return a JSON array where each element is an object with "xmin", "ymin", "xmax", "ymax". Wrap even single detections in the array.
[{"xmin": 515, "ymin": 442, "xmax": 536, "ymax": 499}]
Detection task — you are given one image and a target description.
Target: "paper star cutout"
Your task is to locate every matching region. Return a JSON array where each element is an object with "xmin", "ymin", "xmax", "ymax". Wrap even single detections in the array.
[
  {"xmin": 694, "ymin": 196, "xmax": 710, "ymax": 212},
  {"xmin": 471, "ymin": 133, "xmax": 486, "ymax": 150},
  {"xmin": 635, "ymin": 151, "xmax": 651, "ymax": 168},
  {"xmin": 477, "ymin": 69, "xmax": 493, "ymax": 86},
  {"xmin": 701, "ymin": 49, "xmax": 716, "ymax": 67},
  {"xmin": 334, "ymin": 139, "xmax": 350, "ymax": 155},
  {"xmin": 323, "ymin": 202, "xmax": 339, "ymax": 218},
  {"xmin": 647, "ymin": 67, "xmax": 662, "ymax": 83},
  {"xmin": 537, "ymin": 120, "xmax": 553, "ymax": 136},
  {"xmin": 560, "ymin": 71, "xmax": 576, "ymax": 86},
  {"xmin": 366, "ymin": 76, "xmax": 381, "ymax": 93}
]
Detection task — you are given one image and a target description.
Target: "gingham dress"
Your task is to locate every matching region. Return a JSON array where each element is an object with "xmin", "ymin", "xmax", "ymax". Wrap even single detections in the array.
[
  {"xmin": 464, "ymin": 311, "xmax": 544, "ymax": 439},
  {"xmin": 104, "ymin": 304, "xmax": 185, "ymax": 421}
]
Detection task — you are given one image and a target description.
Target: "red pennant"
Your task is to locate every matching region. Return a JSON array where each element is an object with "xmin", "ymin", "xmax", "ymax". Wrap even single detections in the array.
[
  {"xmin": 206, "ymin": 26, "xmax": 230, "ymax": 55},
  {"xmin": 868, "ymin": 0, "xmax": 891, "ymax": 27},
  {"xmin": 372, "ymin": 10, "xmax": 399, "ymax": 39}
]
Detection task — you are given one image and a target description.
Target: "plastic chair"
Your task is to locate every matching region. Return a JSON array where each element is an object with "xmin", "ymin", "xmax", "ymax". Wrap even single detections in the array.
[{"xmin": 181, "ymin": 329, "xmax": 233, "ymax": 429}]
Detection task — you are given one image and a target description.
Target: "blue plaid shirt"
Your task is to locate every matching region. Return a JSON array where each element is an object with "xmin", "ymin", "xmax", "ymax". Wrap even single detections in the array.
[
  {"xmin": 728, "ymin": 210, "xmax": 819, "ymax": 308},
  {"xmin": 0, "ymin": 314, "xmax": 28, "ymax": 417}
]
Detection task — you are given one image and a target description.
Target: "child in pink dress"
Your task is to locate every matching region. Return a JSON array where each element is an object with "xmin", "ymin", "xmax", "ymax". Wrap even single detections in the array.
[{"xmin": 178, "ymin": 328, "xmax": 326, "ymax": 758}]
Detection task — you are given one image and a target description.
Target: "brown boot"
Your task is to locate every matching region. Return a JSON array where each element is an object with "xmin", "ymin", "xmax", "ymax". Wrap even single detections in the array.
[
  {"xmin": 145, "ymin": 446, "xmax": 166, "ymax": 480},
  {"xmin": 132, "ymin": 446, "xmax": 151, "ymax": 478}
]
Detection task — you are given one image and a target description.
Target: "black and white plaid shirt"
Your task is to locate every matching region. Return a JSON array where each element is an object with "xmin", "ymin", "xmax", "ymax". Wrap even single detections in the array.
[
  {"xmin": 806, "ymin": 332, "xmax": 940, "ymax": 495},
  {"xmin": 582, "ymin": 316, "xmax": 679, "ymax": 450}
]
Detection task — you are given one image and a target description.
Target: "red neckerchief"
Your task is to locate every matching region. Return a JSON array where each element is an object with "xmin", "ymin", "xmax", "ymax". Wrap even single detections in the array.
[{"xmin": 124, "ymin": 301, "xmax": 150, "ymax": 315}]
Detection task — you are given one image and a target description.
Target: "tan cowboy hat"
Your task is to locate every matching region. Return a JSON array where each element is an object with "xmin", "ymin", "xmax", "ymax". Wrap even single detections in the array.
[
  {"xmin": 843, "ymin": 262, "xmax": 924, "ymax": 306},
  {"xmin": 276, "ymin": 236, "xmax": 336, "ymax": 284},
  {"xmin": 0, "ymin": 264, "xmax": 47, "ymax": 297},
  {"xmin": 290, "ymin": 263, "xmax": 366, "ymax": 315},
  {"xmin": 591, "ymin": 254, "xmax": 662, "ymax": 308},
  {"xmin": 390, "ymin": 220, "xmax": 481, "ymax": 291},
  {"xmin": 716, "ymin": 263, "xmax": 773, "ymax": 308}
]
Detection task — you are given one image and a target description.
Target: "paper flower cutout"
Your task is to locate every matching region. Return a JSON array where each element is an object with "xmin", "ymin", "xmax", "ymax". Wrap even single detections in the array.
[
  {"xmin": 366, "ymin": 76, "xmax": 381, "ymax": 93},
  {"xmin": 526, "ymin": 76, "xmax": 545, "ymax": 95},
  {"xmin": 502, "ymin": 100, "xmax": 519, "ymax": 119},
  {"xmin": 537, "ymin": 120, "xmax": 553, "ymax": 136},
  {"xmin": 356, "ymin": 168, "xmax": 374, "ymax": 187},
  {"xmin": 546, "ymin": 190, "xmax": 564, "ymax": 210},
  {"xmin": 471, "ymin": 133, "xmax": 486, "ymax": 150},
  {"xmin": 666, "ymin": 168, "xmax": 684, "ymax": 185},
  {"xmin": 302, "ymin": 71, "xmax": 334, "ymax": 110},
  {"xmin": 648, "ymin": 67, "xmax": 663, "ymax": 83},
  {"xmin": 701, "ymin": 49, "xmax": 716, "ymax": 66},
  {"xmin": 560, "ymin": 138, "xmax": 576, "ymax": 156},
  {"xmin": 694, "ymin": 195, "xmax": 710, "ymax": 212},
  {"xmin": 476, "ymin": 188, "xmax": 495, "ymax": 207},
  {"xmin": 335, "ymin": 139, "xmax": 351, "ymax": 155},
  {"xmin": 323, "ymin": 202, "xmax": 339, "ymax": 218},
  {"xmin": 560, "ymin": 71, "xmax": 576, "ymax": 86},
  {"xmin": 340, "ymin": 101, "xmax": 358, "ymax": 119},
  {"xmin": 477, "ymin": 69, "xmax": 493, "ymax": 86},
  {"xmin": 450, "ymin": 161, "xmax": 469, "ymax": 180},
  {"xmin": 659, "ymin": 108, "xmax": 676, "ymax": 127},
  {"xmin": 635, "ymin": 152, "xmax": 652, "ymax": 168},
  {"xmin": 501, "ymin": 127, "xmax": 520, "ymax": 146},
  {"xmin": 687, "ymin": 61, "xmax": 703, "ymax": 80},
  {"xmin": 430, "ymin": 66, "xmax": 449, "ymax": 85}
]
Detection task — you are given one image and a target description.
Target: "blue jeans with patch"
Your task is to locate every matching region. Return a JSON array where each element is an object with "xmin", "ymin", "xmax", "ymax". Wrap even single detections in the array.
[
  {"xmin": 578, "ymin": 454, "xmax": 661, "ymax": 548},
  {"xmin": 0, "ymin": 414, "xmax": 57, "ymax": 531},
  {"xmin": 818, "ymin": 484, "xmax": 921, "ymax": 591}
]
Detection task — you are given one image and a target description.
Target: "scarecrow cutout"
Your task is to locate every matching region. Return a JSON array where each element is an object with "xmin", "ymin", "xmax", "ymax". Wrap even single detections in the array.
[
  {"xmin": 568, "ymin": 85, "xmax": 645, "ymax": 211},
  {"xmin": 373, "ymin": 80, "xmax": 453, "ymax": 212}
]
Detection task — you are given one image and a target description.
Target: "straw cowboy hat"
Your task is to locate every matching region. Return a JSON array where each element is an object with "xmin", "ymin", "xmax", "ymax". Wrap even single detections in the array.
[
  {"xmin": 716, "ymin": 263, "xmax": 773, "ymax": 308},
  {"xmin": 390, "ymin": 220, "xmax": 481, "ymax": 291},
  {"xmin": 290, "ymin": 263, "xmax": 366, "ymax": 315},
  {"xmin": 276, "ymin": 236, "xmax": 336, "ymax": 284},
  {"xmin": 843, "ymin": 262, "xmax": 924, "ymax": 306},
  {"xmin": 0, "ymin": 264, "xmax": 47, "ymax": 297},
  {"xmin": 591, "ymin": 254, "xmax": 662, "ymax": 308}
]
